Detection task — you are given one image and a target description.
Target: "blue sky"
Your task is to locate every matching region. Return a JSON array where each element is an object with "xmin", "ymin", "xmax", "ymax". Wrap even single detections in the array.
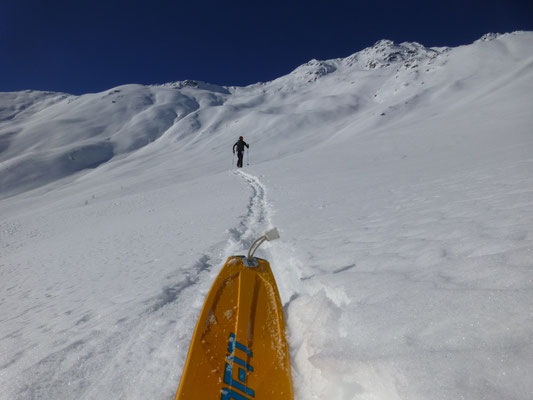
[{"xmin": 1, "ymin": 0, "xmax": 531, "ymax": 94}]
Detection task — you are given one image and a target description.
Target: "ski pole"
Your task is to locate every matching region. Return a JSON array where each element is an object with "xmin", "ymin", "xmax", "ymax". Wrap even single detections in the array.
[
  {"xmin": 247, "ymin": 148, "xmax": 249, "ymax": 166},
  {"xmin": 232, "ymin": 152, "xmax": 235, "ymax": 167}
]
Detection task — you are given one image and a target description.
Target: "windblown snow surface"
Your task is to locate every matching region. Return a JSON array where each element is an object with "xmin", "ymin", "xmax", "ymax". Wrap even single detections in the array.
[{"xmin": 1, "ymin": 32, "xmax": 533, "ymax": 400}]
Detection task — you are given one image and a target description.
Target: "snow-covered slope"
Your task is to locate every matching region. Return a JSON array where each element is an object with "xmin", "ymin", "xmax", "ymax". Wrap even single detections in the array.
[{"xmin": 1, "ymin": 32, "xmax": 532, "ymax": 400}]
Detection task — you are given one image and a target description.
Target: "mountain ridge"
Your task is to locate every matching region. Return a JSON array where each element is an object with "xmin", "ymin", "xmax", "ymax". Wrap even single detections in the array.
[{"xmin": 0, "ymin": 31, "xmax": 532, "ymax": 199}]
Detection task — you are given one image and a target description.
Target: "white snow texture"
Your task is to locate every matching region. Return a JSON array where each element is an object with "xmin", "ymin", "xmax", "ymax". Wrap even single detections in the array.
[{"xmin": 1, "ymin": 32, "xmax": 533, "ymax": 400}]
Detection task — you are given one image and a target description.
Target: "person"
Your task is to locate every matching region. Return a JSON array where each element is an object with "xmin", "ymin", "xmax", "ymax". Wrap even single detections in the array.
[{"xmin": 233, "ymin": 136, "xmax": 249, "ymax": 168}]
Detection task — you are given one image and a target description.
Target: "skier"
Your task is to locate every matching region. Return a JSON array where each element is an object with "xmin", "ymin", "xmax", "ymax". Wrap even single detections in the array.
[{"xmin": 233, "ymin": 136, "xmax": 249, "ymax": 168}]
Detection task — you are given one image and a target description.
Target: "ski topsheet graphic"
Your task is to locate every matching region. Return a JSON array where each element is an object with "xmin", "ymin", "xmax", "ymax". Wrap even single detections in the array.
[{"xmin": 174, "ymin": 228, "xmax": 293, "ymax": 400}]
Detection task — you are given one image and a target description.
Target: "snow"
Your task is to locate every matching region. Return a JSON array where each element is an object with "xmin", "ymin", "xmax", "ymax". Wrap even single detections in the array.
[{"xmin": 1, "ymin": 31, "xmax": 533, "ymax": 400}]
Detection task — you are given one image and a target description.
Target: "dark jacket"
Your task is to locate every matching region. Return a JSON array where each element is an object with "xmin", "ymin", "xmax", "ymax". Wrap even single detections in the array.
[{"xmin": 233, "ymin": 140, "xmax": 249, "ymax": 153}]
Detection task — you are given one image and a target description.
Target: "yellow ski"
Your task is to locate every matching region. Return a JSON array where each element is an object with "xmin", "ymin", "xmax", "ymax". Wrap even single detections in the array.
[{"xmin": 174, "ymin": 228, "xmax": 293, "ymax": 400}]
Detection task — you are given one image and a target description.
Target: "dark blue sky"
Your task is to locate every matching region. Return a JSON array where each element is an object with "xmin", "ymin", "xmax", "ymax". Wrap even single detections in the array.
[{"xmin": 1, "ymin": 0, "xmax": 531, "ymax": 94}]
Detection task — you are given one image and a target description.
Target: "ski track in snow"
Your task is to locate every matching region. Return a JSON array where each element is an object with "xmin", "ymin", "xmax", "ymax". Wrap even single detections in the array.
[
  {"xmin": 231, "ymin": 169, "xmax": 305, "ymax": 302},
  {"xmin": 228, "ymin": 170, "xmax": 271, "ymax": 253}
]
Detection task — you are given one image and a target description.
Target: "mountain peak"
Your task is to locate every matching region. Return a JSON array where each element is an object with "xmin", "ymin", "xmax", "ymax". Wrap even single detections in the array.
[
  {"xmin": 290, "ymin": 59, "xmax": 338, "ymax": 82},
  {"xmin": 343, "ymin": 39, "xmax": 443, "ymax": 70},
  {"xmin": 478, "ymin": 32, "xmax": 502, "ymax": 42},
  {"xmin": 373, "ymin": 39, "xmax": 395, "ymax": 48}
]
